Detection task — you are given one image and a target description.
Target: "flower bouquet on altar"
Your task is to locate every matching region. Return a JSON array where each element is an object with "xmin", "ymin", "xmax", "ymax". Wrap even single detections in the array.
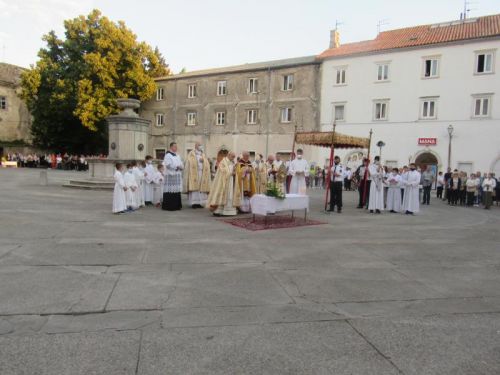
[{"xmin": 265, "ymin": 182, "xmax": 286, "ymax": 200}]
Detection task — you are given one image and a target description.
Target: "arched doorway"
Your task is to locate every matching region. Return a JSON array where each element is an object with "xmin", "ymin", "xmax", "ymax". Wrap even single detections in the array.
[{"xmin": 415, "ymin": 152, "xmax": 438, "ymax": 171}]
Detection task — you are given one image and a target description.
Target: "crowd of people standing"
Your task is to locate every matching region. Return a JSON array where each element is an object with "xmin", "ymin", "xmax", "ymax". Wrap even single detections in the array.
[{"xmin": 2, "ymin": 152, "xmax": 106, "ymax": 171}]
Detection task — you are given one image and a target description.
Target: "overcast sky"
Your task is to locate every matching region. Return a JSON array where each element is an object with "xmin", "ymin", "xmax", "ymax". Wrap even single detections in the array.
[{"xmin": 1, "ymin": 0, "xmax": 499, "ymax": 72}]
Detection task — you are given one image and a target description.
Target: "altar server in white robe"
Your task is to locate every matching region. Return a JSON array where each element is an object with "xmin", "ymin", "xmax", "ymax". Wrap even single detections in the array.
[
  {"xmin": 143, "ymin": 155, "xmax": 155, "ymax": 206},
  {"xmin": 386, "ymin": 168, "xmax": 402, "ymax": 213},
  {"xmin": 112, "ymin": 163, "xmax": 128, "ymax": 214},
  {"xmin": 132, "ymin": 161, "xmax": 145, "ymax": 207},
  {"xmin": 368, "ymin": 156, "xmax": 384, "ymax": 213},
  {"xmin": 123, "ymin": 164, "xmax": 139, "ymax": 210},
  {"xmin": 289, "ymin": 149, "xmax": 309, "ymax": 195},
  {"xmin": 402, "ymin": 163, "xmax": 421, "ymax": 215},
  {"xmin": 153, "ymin": 164, "xmax": 165, "ymax": 207}
]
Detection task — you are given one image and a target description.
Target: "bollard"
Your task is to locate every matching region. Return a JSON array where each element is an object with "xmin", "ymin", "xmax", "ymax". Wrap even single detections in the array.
[{"xmin": 40, "ymin": 170, "xmax": 48, "ymax": 186}]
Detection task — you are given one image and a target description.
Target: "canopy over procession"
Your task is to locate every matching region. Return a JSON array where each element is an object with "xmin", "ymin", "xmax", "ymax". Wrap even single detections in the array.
[{"xmin": 112, "ymin": 128, "xmax": 484, "ymax": 217}]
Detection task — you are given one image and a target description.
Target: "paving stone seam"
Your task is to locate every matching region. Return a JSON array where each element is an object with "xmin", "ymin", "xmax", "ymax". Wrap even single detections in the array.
[
  {"xmin": 103, "ymin": 273, "xmax": 122, "ymax": 312},
  {"xmin": 345, "ymin": 319, "xmax": 406, "ymax": 375}
]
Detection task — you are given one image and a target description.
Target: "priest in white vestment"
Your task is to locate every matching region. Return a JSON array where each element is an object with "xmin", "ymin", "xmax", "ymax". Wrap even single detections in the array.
[
  {"xmin": 143, "ymin": 156, "xmax": 155, "ymax": 206},
  {"xmin": 368, "ymin": 156, "xmax": 384, "ymax": 213},
  {"xmin": 289, "ymin": 149, "xmax": 309, "ymax": 195},
  {"xmin": 402, "ymin": 163, "xmax": 421, "ymax": 215},
  {"xmin": 386, "ymin": 168, "xmax": 402, "ymax": 213}
]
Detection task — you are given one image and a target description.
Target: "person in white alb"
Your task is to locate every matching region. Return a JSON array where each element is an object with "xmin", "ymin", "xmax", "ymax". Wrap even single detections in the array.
[
  {"xmin": 143, "ymin": 155, "xmax": 155, "ymax": 206},
  {"xmin": 328, "ymin": 156, "xmax": 344, "ymax": 213},
  {"xmin": 123, "ymin": 163, "xmax": 139, "ymax": 211},
  {"xmin": 112, "ymin": 163, "xmax": 127, "ymax": 214},
  {"xmin": 402, "ymin": 163, "xmax": 421, "ymax": 215},
  {"xmin": 386, "ymin": 168, "xmax": 402, "ymax": 213},
  {"xmin": 289, "ymin": 149, "xmax": 309, "ymax": 195},
  {"xmin": 368, "ymin": 156, "xmax": 384, "ymax": 214},
  {"xmin": 132, "ymin": 161, "xmax": 145, "ymax": 208}
]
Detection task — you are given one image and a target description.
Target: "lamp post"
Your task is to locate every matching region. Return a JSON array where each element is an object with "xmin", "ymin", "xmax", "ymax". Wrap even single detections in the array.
[
  {"xmin": 447, "ymin": 124, "xmax": 454, "ymax": 170},
  {"xmin": 376, "ymin": 140, "xmax": 385, "ymax": 161}
]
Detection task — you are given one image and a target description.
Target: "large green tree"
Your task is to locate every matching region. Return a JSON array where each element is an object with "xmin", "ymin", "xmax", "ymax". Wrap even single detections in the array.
[{"xmin": 21, "ymin": 9, "xmax": 170, "ymax": 153}]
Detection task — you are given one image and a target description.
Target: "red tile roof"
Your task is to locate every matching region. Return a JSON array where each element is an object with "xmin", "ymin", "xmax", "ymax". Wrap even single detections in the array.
[{"xmin": 318, "ymin": 14, "xmax": 500, "ymax": 59}]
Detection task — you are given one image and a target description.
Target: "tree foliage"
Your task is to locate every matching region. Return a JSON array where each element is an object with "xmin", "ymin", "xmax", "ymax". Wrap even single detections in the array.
[{"xmin": 21, "ymin": 9, "xmax": 170, "ymax": 153}]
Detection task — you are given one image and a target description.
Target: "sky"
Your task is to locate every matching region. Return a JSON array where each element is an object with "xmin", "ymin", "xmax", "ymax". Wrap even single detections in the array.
[{"xmin": 1, "ymin": 0, "xmax": 499, "ymax": 73}]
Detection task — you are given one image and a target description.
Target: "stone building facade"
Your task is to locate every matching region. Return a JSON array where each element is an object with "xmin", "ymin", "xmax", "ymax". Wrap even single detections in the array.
[
  {"xmin": 140, "ymin": 56, "xmax": 321, "ymax": 161},
  {"xmin": 0, "ymin": 63, "xmax": 31, "ymax": 145}
]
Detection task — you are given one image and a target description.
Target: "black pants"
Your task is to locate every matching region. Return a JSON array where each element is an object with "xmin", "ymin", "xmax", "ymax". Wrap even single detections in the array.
[
  {"xmin": 345, "ymin": 179, "xmax": 351, "ymax": 191},
  {"xmin": 436, "ymin": 186, "xmax": 443, "ymax": 199},
  {"xmin": 422, "ymin": 186, "xmax": 431, "ymax": 205},
  {"xmin": 162, "ymin": 192, "xmax": 182, "ymax": 211},
  {"xmin": 459, "ymin": 190, "xmax": 466, "ymax": 205},
  {"xmin": 358, "ymin": 180, "xmax": 371, "ymax": 207},
  {"xmin": 450, "ymin": 189, "xmax": 459, "ymax": 205},
  {"xmin": 466, "ymin": 192, "xmax": 475, "ymax": 206},
  {"xmin": 330, "ymin": 181, "xmax": 343, "ymax": 211}
]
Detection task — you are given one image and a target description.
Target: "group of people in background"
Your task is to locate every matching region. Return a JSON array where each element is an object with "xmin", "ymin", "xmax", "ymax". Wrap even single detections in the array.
[
  {"xmin": 436, "ymin": 169, "xmax": 499, "ymax": 210},
  {"xmin": 2, "ymin": 152, "xmax": 106, "ymax": 171}
]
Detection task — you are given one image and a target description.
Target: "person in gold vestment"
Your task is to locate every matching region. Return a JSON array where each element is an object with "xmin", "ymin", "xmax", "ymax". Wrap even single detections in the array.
[
  {"xmin": 234, "ymin": 151, "xmax": 257, "ymax": 212},
  {"xmin": 207, "ymin": 151, "xmax": 238, "ymax": 216},
  {"xmin": 184, "ymin": 142, "xmax": 211, "ymax": 208},
  {"xmin": 253, "ymin": 154, "xmax": 268, "ymax": 194}
]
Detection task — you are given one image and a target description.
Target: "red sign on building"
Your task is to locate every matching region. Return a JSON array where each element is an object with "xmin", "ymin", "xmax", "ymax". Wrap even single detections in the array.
[{"xmin": 418, "ymin": 138, "xmax": 437, "ymax": 145}]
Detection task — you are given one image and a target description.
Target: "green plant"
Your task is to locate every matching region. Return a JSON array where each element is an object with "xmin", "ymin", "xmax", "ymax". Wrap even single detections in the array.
[{"xmin": 265, "ymin": 182, "xmax": 285, "ymax": 200}]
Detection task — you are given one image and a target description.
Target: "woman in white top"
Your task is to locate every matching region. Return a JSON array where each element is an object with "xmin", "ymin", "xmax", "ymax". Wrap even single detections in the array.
[{"xmin": 482, "ymin": 173, "xmax": 496, "ymax": 209}]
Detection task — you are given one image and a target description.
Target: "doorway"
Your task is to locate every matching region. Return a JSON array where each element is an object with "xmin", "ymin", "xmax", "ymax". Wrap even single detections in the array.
[{"xmin": 415, "ymin": 152, "xmax": 438, "ymax": 187}]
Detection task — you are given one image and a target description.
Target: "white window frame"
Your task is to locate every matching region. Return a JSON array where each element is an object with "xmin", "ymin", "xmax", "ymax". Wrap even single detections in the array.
[
  {"xmin": 187, "ymin": 84, "xmax": 197, "ymax": 98},
  {"xmin": 280, "ymin": 107, "xmax": 293, "ymax": 123},
  {"xmin": 216, "ymin": 111, "xmax": 226, "ymax": 125},
  {"xmin": 333, "ymin": 102, "xmax": 346, "ymax": 122},
  {"xmin": 156, "ymin": 87, "xmax": 164, "ymax": 101},
  {"xmin": 217, "ymin": 81, "xmax": 227, "ymax": 96},
  {"xmin": 248, "ymin": 78, "xmax": 258, "ymax": 94},
  {"xmin": 373, "ymin": 100, "xmax": 389, "ymax": 121},
  {"xmin": 475, "ymin": 50, "xmax": 495, "ymax": 75},
  {"xmin": 420, "ymin": 97, "xmax": 438, "ymax": 120},
  {"xmin": 247, "ymin": 109, "xmax": 258, "ymax": 125},
  {"xmin": 155, "ymin": 113, "xmax": 165, "ymax": 127},
  {"xmin": 422, "ymin": 56, "xmax": 440, "ymax": 78},
  {"xmin": 0, "ymin": 96, "xmax": 6, "ymax": 110},
  {"xmin": 334, "ymin": 66, "xmax": 347, "ymax": 85},
  {"xmin": 376, "ymin": 62, "xmax": 390, "ymax": 82},
  {"xmin": 471, "ymin": 94, "xmax": 492, "ymax": 118},
  {"xmin": 187, "ymin": 111, "xmax": 197, "ymax": 126},
  {"xmin": 283, "ymin": 74, "xmax": 294, "ymax": 91}
]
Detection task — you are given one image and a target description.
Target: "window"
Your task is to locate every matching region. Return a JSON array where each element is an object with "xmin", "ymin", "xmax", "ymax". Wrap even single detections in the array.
[
  {"xmin": 420, "ymin": 98, "xmax": 438, "ymax": 119},
  {"xmin": 373, "ymin": 100, "xmax": 389, "ymax": 121},
  {"xmin": 475, "ymin": 51, "xmax": 495, "ymax": 74},
  {"xmin": 472, "ymin": 95, "xmax": 492, "ymax": 117},
  {"xmin": 0, "ymin": 96, "xmax": 6, "ymax": 110},
  {"xmin": 248, "ymin": 78, "xmax": 258, "ymax": 93},
  {"xmin": 155, "ymin": 149, "xmax": 166, "ymax": 160},
  {"xmin": 216, "ymin": 111, "xmax": 226, "ymax": 125},
  {"xmin": 376, "ymin": 63, "xmax": 389, "ymax": 81},
  {"xmin": 283, "ymin": 74, "xmax": 294, "ymax": 91},
  {"xmin": 333, "ymin": 103, "xmax": 345, "ymax": 121},
  {"xmin": 423, "ymin": 57, "xmax": 439, "ymax": 78},
  {"xmin": 187, "ymin": 84, "xmax": 197, "ymax": 98},
  {"xmin": 247, "ymin": 109, "xmax": 258, "ymax": 124},
  {"xmin": 187, "ymin": 111, "xmax": 197, "ymax": 126},
  {"xmin": 217, "ymin": 81, "xmax": 227, "ymax": 96},
  {"xmin": 280, "ymin": 107, "xmax": 293, "ymax": 123},
  {"xmin": 335, "ymin": 67, "xmax": 347, "ymax": 85},
  {"xmin": 155, "ymin": 113, "xmax": 165, "ymax": 126},
  {"xmin": 156, "ymin": 87, "xmax": 164, "ymax": 101}
]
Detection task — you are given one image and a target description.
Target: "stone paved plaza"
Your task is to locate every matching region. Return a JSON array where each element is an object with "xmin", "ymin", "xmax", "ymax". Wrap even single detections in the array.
[{"xmin": 0, "ymin": 168, "xmax": 499, "ymax": 374}]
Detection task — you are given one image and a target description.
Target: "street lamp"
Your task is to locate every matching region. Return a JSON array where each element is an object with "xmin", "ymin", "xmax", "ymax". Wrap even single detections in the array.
[
  {"xmin": 376, "ymin": 140, "xmax": 385, "ymax": 161},
  {"xmin": 447, "ymin": 124, "xmax": 454, "ymax": 170}
]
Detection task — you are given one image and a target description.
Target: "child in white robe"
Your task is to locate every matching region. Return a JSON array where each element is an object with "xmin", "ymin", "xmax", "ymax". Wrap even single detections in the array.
[
  {"xmin": 153, "ymin": 164, "xmax": 165, "ymax": 207},
  {"xmin": 124, "ymin": 163, "xmax": 139, "ymax": 211},
  {"xmin": 132, "ymin": 161, "xmax": 145, "ymax": 208},
  {"xmin": 112, "ymin": 163, "xmax": 127, "ymax": 214},
  {"xmin": 386, "ymin": 168, "xmax": 402, "ymax": 213},
  {"xmin": 144, "ymin": 156, "xmax": 155, "ymax": 206}
]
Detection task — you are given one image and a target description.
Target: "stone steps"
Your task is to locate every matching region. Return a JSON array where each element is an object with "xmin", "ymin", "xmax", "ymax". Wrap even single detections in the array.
[{"xmin": 63, "ymin": 179, "xmax": 114, "ymax": 191}]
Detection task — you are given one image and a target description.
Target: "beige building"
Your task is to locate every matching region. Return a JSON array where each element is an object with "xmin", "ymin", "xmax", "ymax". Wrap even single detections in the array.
[
  {"xmin": 140, "ymin": 56, "xmax": 321, "ymax": 161},
  {"xmin": 0, "ymin": 63, "xmax": 31, "ymax": 148}
]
